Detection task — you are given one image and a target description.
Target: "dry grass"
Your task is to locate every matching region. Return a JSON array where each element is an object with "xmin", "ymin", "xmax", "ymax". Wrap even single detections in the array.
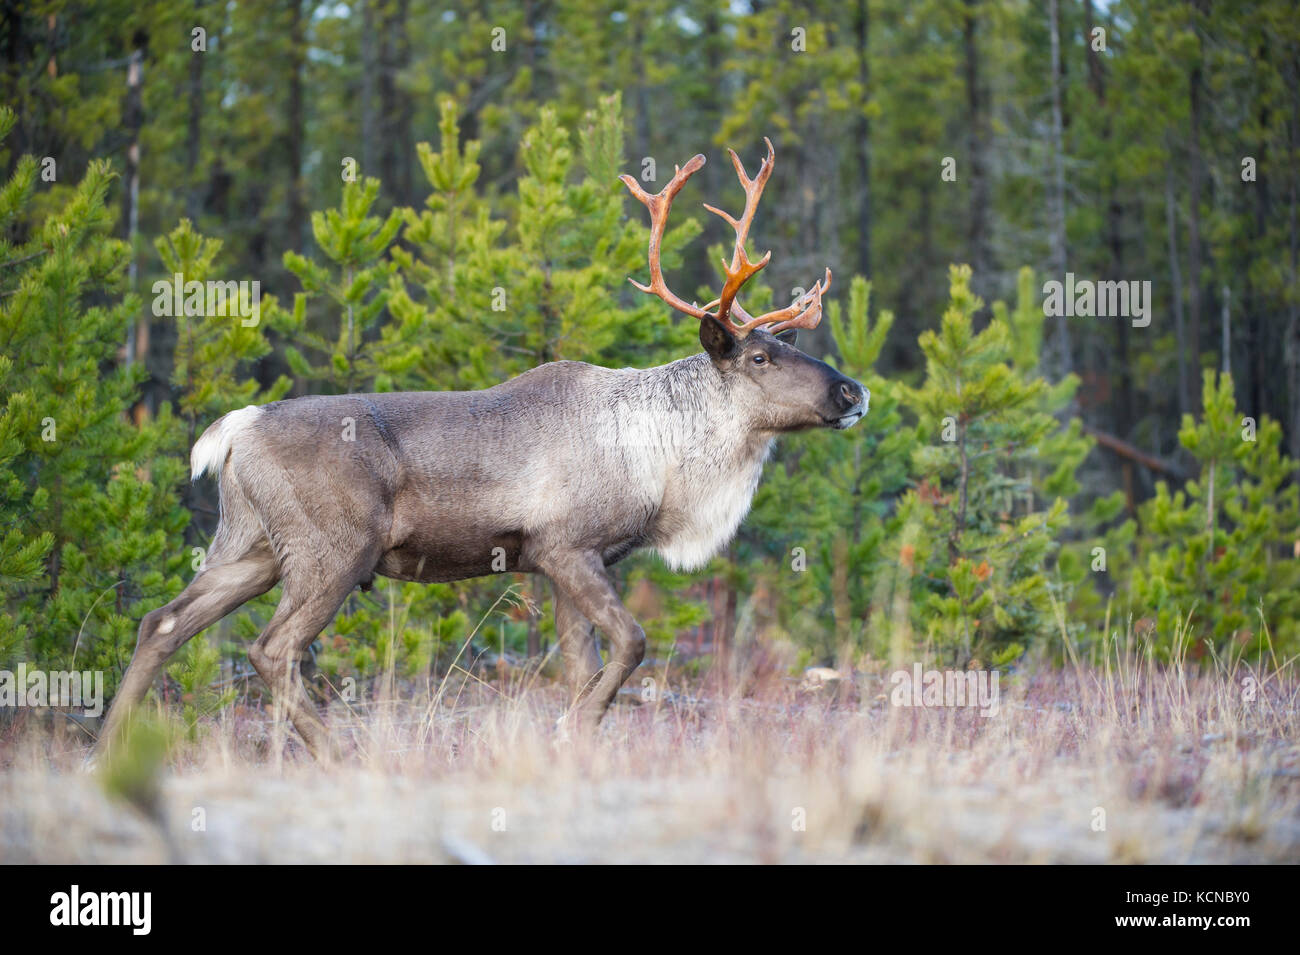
[{"xmin": 2, "ymin": 635, "xmax": 1298, "ymax": 865}]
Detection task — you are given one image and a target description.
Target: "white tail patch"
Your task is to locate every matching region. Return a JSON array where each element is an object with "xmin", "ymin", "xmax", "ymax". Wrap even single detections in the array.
[{"xmin": 190, "ymin": 405, "xmax": 261, "ymax": 480}]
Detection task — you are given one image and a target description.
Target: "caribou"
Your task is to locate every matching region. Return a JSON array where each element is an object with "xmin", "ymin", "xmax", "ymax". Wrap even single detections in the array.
[{"xmin": 95, "ymin": 139, "xmax": 867, "ymax": 758}]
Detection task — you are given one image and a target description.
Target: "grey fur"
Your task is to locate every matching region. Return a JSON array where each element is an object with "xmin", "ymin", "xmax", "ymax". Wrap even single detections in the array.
[{"xmin": 96, "ymin": 325, "xmax": 866, "ymax": 757}]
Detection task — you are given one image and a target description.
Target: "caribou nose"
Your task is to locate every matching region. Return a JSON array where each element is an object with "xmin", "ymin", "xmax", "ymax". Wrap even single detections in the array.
[{"xmin": 836, "ymin": 379, "xmax": 867, "ymax": 411}]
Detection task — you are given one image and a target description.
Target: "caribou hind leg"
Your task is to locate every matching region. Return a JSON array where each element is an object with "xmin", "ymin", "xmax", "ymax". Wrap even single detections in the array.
[
  {"xmin": 94, "ymin": 546, "xmax": 280, "ymax": 755},
  {"xmin": 245, "ymin": 558, "xmax": 372, "ymax": 761}
]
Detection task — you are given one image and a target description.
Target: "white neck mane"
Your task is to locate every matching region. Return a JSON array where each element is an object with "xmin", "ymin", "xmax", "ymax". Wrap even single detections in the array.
[{"xmin": 635, "ymin": 355, "xmax": 774, "ymax": 571}]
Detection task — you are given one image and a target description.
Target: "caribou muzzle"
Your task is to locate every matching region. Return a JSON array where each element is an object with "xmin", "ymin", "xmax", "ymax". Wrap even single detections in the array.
[{"xmin": 829, "ymin": 375, "xmax": 869, "ymax": 429}]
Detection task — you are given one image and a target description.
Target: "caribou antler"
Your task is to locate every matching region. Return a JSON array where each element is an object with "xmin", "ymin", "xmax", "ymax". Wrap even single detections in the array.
[
  {"xmin": 619, "ymin": 155, "xmax": 712, "ymax": 320},
  {"xmin": 701, "ymin": 139, "xmax": 775, "ymax": 329},
  {"xmin": 726, "ymin": 266, "xmax": 832, "ymax": 336},
  {"xmin": 621, "ymin": 138, "xmax": 831, "ymax": 338}
]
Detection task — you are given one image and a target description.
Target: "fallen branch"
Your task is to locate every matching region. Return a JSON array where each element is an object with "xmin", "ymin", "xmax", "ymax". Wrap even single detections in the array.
[{"xmin": 1082, "ymin": 423, "xmax": 1188, "ymax": 482}]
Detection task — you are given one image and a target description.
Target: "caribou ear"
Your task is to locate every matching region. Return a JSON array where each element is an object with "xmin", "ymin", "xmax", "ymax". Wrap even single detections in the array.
[
  {"xmin": 775, "ymin": 328, "xmax": 798, "ymax": 346},
  {"xmin": 700, "ymin": 315, "xmax": 740, "ymax": 362}
]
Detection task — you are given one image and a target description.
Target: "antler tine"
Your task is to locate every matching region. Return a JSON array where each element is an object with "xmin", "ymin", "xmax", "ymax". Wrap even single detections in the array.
[
  {"xmin": 730, "ymin": 268, "xmax": 833, "ymax": 336},
  {"xmin": 703, "ymin": 136, "xmax": 776, "ymax": 327},
  {"xmin": 620, "ymin": 154, "xmax": 712, "ymax": 320}
]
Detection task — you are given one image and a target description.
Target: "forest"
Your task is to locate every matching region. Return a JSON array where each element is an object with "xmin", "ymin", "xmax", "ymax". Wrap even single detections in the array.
[
  {"xmin": 7, "ymin": 0, "xmax": 1300, "ymax": 684},
  {"xmin": 2, "ymin": 0, "xmax": 1300, "ymax": 869}
]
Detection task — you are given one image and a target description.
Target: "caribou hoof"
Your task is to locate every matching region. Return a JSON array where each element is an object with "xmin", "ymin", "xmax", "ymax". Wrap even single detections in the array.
[{"xmin": 553, "ymin": 712, "xmax": 573, "ymax": 747}]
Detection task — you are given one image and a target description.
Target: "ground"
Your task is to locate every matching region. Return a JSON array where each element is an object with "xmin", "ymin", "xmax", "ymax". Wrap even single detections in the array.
[{"xmin": 1, "ymin": 662, "xmax": 1297, "ymax": 864}]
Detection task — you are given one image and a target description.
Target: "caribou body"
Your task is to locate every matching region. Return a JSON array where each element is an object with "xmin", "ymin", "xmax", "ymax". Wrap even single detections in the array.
[{"xmin": 96, "ymin": 140, "xmax": 867, "ymax": 757}]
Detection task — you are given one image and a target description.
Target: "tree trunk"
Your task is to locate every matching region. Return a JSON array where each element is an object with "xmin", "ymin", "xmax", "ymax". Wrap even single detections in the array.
[
  {"xmin": 1083, "ymin": 0, "xmax": 1105, "ymax": 95},
  {"xmin": 1047, "ymin": 0, "xmax": 1071, "ymax": 375},
  {"xmin": 122, "ymin": 44, "xmax": 144, "ymax": 378},
  {"xmin": 963, "ymin": 0, "xmax": 993, "ymax": 303},
  {"xmin": 185, "ymin": 0, "xmax": 205, "ymax": 221},
  {"xmin": 1086, "ymin": 1, "xmax": 1135, "ymax": 447},
  {"xmin": 1286, "ymin": 60, "xmax": 1300, "ymax": 467},
  {"xmin": 360, "ymin": 0, "xmax": 376, "ymax": 177},
  {"xmin": 853, "ymin": 0, "xmax": 872, "ymax": 281},
  {"xmin": 378, "ymin": 0, "xmax": 413, "ymax": 206},
  {"xmin": 631, "ymin": 20, "xmax": 651, "ymax": 167},
  {"xmin": 1221, "ymin": 284, "xmax": 1231, "ymax": 375},
  {"xmin": 1248, "ymin": 75, "xmax": 1270, "ymax": 426},
  {"xmin": 2, "ymin": 1, "xmax": 28, "ymax": 166},
  {"xmin": 286, "ymin": 0, "xmax": 306, "ymax": 255},
  {"xmin": 1166, "ymin": 159, "xmax": 1191, "ymax": 421},
  {"xmin": 1186, "ymin": 32, "xmax": 1207, "ymax": 407}
]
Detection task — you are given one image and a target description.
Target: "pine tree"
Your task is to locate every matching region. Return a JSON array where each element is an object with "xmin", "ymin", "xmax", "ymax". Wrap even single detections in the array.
[
  {"xmin": 745, "ymin": 275, "xmax": 915, "ymax": 662},
  {"xmin": 270, "ymin": 178, "xmax": 402, "ymax": 395},
  {"xmin": 0, "ymin": 111, "xmax": 51, "ymax": 667},
  {"xmin": 0, "ymin": 108, "xmax": 190, "ymax": 686},
  {"xmin": 154, "ymin": 219, "xmax": 291, "ymax": 445},
  {"xmin": 381, "ymin": 96, "xmax": 506, "ymax": 392},
  {"xmin": 900, "ymin": 265, "xmax": 1076, "ymax": 665},
  {"xmin": 387, "ymin": 93, "xmax": 697, "ymax": 395},
  {"xmin": 1127, "ymin": 370, "xmax": 1300, "ymax": 657}
]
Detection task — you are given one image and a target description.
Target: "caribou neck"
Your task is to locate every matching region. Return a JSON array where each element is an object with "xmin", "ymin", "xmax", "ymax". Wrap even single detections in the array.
[{"xmin": 637, "ymin": 353, "xmax": 774, "ymax": 571}]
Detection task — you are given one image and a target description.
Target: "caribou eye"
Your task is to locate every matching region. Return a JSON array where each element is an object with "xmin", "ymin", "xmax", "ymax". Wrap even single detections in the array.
[{"xmin": 751, "ymin": 353, "xmax": 768, "ymax": 366}]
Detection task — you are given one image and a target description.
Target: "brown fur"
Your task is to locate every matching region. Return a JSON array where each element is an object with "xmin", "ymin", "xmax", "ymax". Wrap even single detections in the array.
[{"xmin": 96, "ymin": 323, "xmax": 867, "ymax": 758}]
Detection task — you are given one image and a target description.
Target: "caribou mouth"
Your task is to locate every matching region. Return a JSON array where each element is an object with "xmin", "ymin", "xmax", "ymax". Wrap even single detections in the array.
[{"xmin": 833, "ymin": 411, "xmax": 863, "ymax": 430}]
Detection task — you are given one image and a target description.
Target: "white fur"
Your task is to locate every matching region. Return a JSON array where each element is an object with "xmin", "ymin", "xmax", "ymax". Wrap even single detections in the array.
[
  {"xmin": 618, "ymin": 358, "xmax": 776, "ymax": 572},
  {"xmin": 191, "ymin": 404, "xmax": 262, "ymax": 480},
  {"xmin": 656, "ymin": 437, "xmax": 772, "ymax": 571}
]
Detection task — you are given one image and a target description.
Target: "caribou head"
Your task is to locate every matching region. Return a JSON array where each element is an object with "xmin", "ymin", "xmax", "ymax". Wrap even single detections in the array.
[{"xmin": 620, "ymin": 138, "xmax": 867, "ymax": 434}]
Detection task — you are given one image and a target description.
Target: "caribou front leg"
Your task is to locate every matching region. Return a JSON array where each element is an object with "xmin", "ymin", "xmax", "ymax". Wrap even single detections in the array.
[
  {"xmin": 541, "ymin": 551, "xmax": 645, "ymax": 732},
  {"xmin": 553, "ymin": 585, "xmax": 603, "ymax": 703}
]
